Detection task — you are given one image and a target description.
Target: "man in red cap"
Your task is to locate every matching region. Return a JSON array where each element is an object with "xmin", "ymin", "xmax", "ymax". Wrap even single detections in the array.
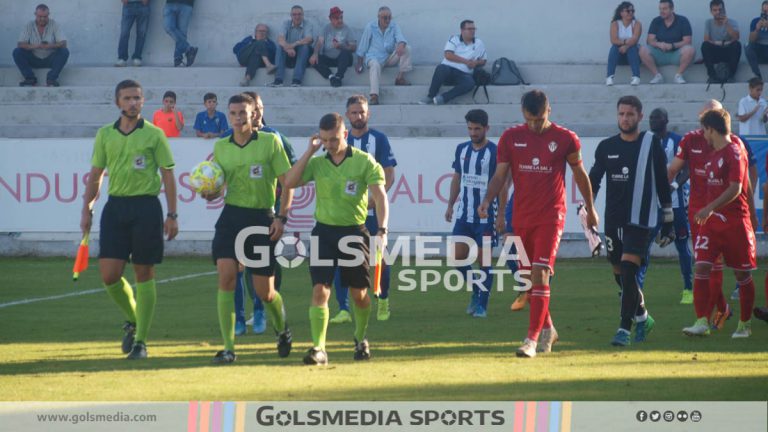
[{"xmin": 310, "ymin": 7, "xmax": 357, "ymax": 87}]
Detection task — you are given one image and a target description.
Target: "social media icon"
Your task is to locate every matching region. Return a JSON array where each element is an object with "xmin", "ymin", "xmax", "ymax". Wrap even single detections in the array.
[
  {"xmin": 663, "ymin": 411, "xmax": 675, "ymax": 422},
  {"xmin": 650, "ymin": 411, "xmax": 661, "ymax": 422},
  {"xmin": 691, "ymin": 411, "xmax": 702, "ymax": 422},
  {"xmin": 677, "ymin": 411, "xmax": 689, "ymax": 422},
  {"xmin": 636, "ymin": 411, "xmax": 648, "ymax": 422}
]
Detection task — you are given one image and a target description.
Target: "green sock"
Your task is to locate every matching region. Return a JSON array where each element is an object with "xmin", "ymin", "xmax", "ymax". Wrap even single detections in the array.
[
  {"xmin": 104, "ymin": 278, "xmax": 137, "ymax": 323},
  {"xmin": 134, "ymin": 280, "xmax": 157, "ymax": 343},
  {"xmin": 309, "ymin": 306, "xmax": 329, "ymax": 349},
  {"xmin": 352, "ymin": 302, "xmax": 371, "ymax": 342},
  {"xmin": 264, "ymin": 291, "xmax": 286, "ymax": 333},
  {"xmin": 217, "ymin": 290, "xmax": 235, "ymax": 351}
]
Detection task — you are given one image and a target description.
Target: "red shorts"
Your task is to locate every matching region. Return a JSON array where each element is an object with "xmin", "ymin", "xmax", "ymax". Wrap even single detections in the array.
[
  {"xmin": 514, "ymin": 223, "xmax": 564, "ymax": 271},
  {"xmin": 694, "ymin": 215, "xmax": 756, "ymax": 271}
]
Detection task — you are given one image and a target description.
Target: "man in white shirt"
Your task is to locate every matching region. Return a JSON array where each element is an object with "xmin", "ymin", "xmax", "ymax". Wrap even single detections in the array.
[
  {"xmin": 737, "ymin": 77, "xmax": 768, "ymax": 134},
  {"xmin": 420, "ymin": 20, "xmax": 487, "ymax": 105},
  {"xmin": 13, "ymin": 4, "xmax": 69, "ymax": 87}
]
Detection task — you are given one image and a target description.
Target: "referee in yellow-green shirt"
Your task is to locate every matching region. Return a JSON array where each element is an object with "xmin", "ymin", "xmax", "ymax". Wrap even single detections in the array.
[
  {"xmin": 284, "ymin": 112, "xmax": 388, "ymax": 366},
  {"xmin": 80, "ymin": 79, "xmax": 178, "ymax": 360}
]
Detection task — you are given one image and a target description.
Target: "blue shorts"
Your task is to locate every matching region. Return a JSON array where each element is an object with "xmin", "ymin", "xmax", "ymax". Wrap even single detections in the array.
[
  {"xmin": 452, "ymin": 219, "xmax": 498, "ymax": 248},
  {"xmin": 505, "ymin": 198, "xmax": 514, "ymax": 233}
]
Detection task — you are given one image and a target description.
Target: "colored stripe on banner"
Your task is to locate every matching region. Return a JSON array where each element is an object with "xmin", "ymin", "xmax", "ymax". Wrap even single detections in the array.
[
  {"xmin": 222, "ymin": 402, "xmax": 235, "ymax": 432},
  {"xmin": 199, "ymin": 402, "xmax": 210, "ymax": 432},
  {"xmin": 561, "ymin": 401, "xmax": 573, "ymax": 432},
  {"xmin": 212, "ymin": 402, "xmax": 222, "ymax": 432},
  {"xmin": 513, "ymin": 401, "xmax": 525, "ymax": 432},
  {"xmin": 187, "ymin": 401, "xmax": 198, "ymax": 432},
  {"xmin": 549, "ymin": 402, "xmax": 561, "ymax": 432},
  {"xmin": 235, "ymin": 402, "xmax": 247, "ymax": 432},
  {"xmin": 536, "ymin": 402, "xmax": 549, "ymax": 432},
  {"xmin": 525, "ymin": 401, "xmax": 537, "ymax": 432}
]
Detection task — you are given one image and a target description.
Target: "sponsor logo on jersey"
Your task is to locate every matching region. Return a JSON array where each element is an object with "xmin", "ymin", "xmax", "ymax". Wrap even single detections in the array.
[
  {"xmin": 133, "ymin": 155, "xmax": 146, "ymax": 170},
  {"xmin": 691, "ymin": 149, "xmax": 703, "ymax": 154},
  {"xmin": 607, "ymin": 154, "xmax": 619, "ymax": 159},
  {"xmin": 250, "ymin": 164, "xmax": 263, "ymax": 179},
  {"xmin": 611, "ymin": 166, "xmax": 630, "ymax": 181},
  {"xmin": 514, "ymin": 142, "xmax": 527, "ymax": 147},
  {"xmin": 532, "ymin": 158, "xmax": 540, "ymax": 166},
  {"xmin": 344, "ymin": 180, "xmax": 358, "ymax": 195}
]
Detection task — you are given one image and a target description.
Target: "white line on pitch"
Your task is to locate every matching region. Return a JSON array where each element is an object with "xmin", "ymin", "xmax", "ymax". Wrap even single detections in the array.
[{"xmin": 0, "ymin": 271, "xmax": 217, "ymax": 309}]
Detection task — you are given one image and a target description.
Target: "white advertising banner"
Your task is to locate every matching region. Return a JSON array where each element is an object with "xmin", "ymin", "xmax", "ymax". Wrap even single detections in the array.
[{"xmin": 1, "ymin": 136, "xmax": 613, "ymax": 234}]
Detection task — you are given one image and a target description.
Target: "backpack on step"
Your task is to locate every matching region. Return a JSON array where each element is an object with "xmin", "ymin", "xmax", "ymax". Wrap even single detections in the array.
[
  {"xmin": 491, "ymin": 57, "xmax": 529, "ymax": 85},
  {"xmin": 706, "ymin": 62, "xmax": 730, "ymax": 101}
]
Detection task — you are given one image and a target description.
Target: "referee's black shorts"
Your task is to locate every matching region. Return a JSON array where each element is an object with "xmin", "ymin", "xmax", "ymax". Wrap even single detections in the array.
[
  {"xmin": 310, "ymin": 222, "xmax": 371, "ymax": 289},
  {"xmin": 99, "ymin": 195, "xmax": 164, "ymax": 265},
  {"xmin": 212, "ymin": 204, "xmax": 277, "ymax": 276},
  {"xmin": 604, "ymin": 224, "xmax": 652, "ymax": 266}
]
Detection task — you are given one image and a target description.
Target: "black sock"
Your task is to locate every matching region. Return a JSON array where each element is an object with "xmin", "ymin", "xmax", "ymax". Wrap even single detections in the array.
[{"xmin": 619, "ymin": 261, "xmax": 640, "ymax": 331}]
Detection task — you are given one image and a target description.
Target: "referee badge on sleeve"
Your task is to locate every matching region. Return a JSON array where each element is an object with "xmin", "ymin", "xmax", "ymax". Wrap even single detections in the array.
[
  {"xmin": 250, "ymin": 164, "xmax": 263, "ymax": 179},
  {"xmin": 133, "ymin": 155, "xmax": 146, "ymax": 170},
  {"xmin": 344, "ymin": 180, "xmax": 358, "ymax": 195}
]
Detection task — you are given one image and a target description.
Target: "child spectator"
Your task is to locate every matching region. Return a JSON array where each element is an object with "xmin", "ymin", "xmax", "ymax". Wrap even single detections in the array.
[
  {"xmin": 193, "ymin": 93, "xmax": 228, "ymax": 138},
  {"xmin": 737, "ymin": 77, "xmax": 768, "ymax": 135},
  {"xmin": 152, "ymin": 91, "xmax": 184, "ymax": 138}
]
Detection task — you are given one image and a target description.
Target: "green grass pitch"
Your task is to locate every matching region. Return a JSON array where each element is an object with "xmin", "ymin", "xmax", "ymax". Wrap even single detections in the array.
[{"xmin": 0, "ymin": 257, "xmax": 766, "ymax": 401}]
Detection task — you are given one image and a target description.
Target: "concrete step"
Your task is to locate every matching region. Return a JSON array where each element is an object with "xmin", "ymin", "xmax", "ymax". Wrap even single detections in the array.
[{"xmin": 1, "ymin": 63, "xmax": 765, "ymax": 87}]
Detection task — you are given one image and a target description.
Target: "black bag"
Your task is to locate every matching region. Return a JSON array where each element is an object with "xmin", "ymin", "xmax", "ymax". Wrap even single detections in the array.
[
  {"xmin": 472, "ymin": 67, "xmax": 492, "ymax": 103},
  {"xmin": 706, "ymin": 62, "xmax": 730, "ymax": 101},
  {"xmin": 491, "ymin": 57, "xmax": 529, "ymax": 85}
]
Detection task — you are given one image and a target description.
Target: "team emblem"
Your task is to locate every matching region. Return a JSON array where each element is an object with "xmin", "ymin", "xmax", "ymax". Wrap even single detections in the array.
[
  {"xmin": 133, "ymin": 155, "xmax": 145, "ymax": 170},
  {"xmin": 250, "ymin": 164, "xmax": 263, "ymax": 179},
  {"xmin": 548, "ymin": 141, "xmax": 557, "ymax": 153},
  {"xmin": 717, "ymin": 158, "xmax": 723, "ymax": 168},
  {"xmin": 345, "ymin": 180, "xmax": 358, "ymax": 195}
]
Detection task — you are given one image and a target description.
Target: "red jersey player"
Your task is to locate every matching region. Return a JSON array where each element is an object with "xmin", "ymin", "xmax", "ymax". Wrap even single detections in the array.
[
  {"xmin": 682, "ymin": 109, "xmax": 755, "ymax": 338},
  {"xmin": 478, "ymin": 90, "xmax": 598, "ymax": 358}
]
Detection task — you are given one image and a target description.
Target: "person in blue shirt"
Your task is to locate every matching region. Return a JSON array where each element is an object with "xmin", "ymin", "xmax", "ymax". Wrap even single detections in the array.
[
  {"xmin": 194, "ymin": 93, "xmax": 228, "ymax": 139},
  {"xmin": 330, "ymin": 94, "xmax": 397, "ymax": 323},
  {"xmin": 746, "ymin": 1, "xmax": 768, "ymax": 79}
]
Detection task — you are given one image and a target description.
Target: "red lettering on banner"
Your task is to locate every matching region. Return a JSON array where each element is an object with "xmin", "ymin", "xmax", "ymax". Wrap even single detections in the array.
[
  {"xmin": 434, "ymin": 173, "xmax": 453, "ymax": 203},
  {"xmin": 178, "ymin": 173, "xmax": 196, "ymax": 203},
  {"xmin": 26, "ymin": 173, "xmax": 50, "ymax": 202},
  {"xmin": 0, "ymin": 174, "xmax": 21, "ymax": 202},
  {"xmin": 391, "ymin": 175, "xmax": 415, "ymax": 203},
  {"xmin": 55, "ymin": 173, "xmax": 77, "ymax": 203},
  {"xmin": 417, "ymin": 175, "xmax": 433, "ymax": 203}
]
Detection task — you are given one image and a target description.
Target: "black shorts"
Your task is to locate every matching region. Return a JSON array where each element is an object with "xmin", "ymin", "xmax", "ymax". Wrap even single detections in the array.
[
  {"xmin": 604, "ymin": 224, "xmax": 651, "ymax": 266},
  {"xmin": 309, "ymin": 222, "xmax": 371, "ymax": 289},
  {"xmin": 99, "ymin": 195, "xmax": 164, "ymax": 265},
  {"xmin": 212, "ymin": 205, "xmax": 276, "ymax": 276}
]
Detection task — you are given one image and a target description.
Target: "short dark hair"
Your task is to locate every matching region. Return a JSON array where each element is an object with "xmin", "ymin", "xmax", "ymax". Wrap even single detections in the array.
[
  {"xmin": 749, "ymin": 77, "xmax": 764, "ymax": 88},
  {"xmin": 521, "ymin": 90, "xmax": 548, "ymax": 116},
  {"xmin": 660, "ymin": 0, "xmax": 674, "ymax": 9},
  {"xmin": 114, "ymin": 79, "xmax": 142, "ymax": 100},
  {"xmin": 710, "ymin": 0, "xmax": 724, "ymax": 9},
  {"xmin": 346, "ymin": 94, "xmax": 368, "ymax": 108},
  {"xmin": 291, "ymin": 5, "xmax": 303, "ymax": 12},
  {"xmin": 35, "ymin": 4, "xmax": 49, "ymax": 12},
  {"xmin": 162, "ymin": 91, "xmax": 177, "ymax": 101},
  {"xmin": 617, "ymin": 95, "xmax": 643, "ymax": 113},
  {"xmin": 319, "ymin": 113, "xmax": 344, "ymax": 131},
  {"xmin": 465, "ymin": 109, "xmax": 489, "ymax": 127},
  {"xmin": 203, "ymin": 92, "xmax": 217, "ymax": 103},
  {"xmin": 228, "ymin": 93, "xmax": 254, "ymax": 107},
  {"xmin": 460, "ymin": 20, "xmax": 474, "ymax": 30},
  {"xmin": 699, "ymin": 109, "xmax": 731, "ymax": 135}
]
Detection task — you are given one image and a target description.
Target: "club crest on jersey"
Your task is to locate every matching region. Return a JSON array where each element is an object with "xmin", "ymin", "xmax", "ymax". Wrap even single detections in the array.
[
  {"xmin": 548, "ymin": 141, "xmax": 557, "ymax": 153},
  {"xmin": 718, "ymin": 158, "xmax": 723, "ymax": 168},
  {"xmin": 344, "ymin": 180, "xmax": 358, "ymax": 195},
  {"xmin": 250, "ymin": 164, "xmax": 263, "ymax": 179},
  {"xmin": 133, "ymin": 155, "xmax": 146, "ymax": 170}
]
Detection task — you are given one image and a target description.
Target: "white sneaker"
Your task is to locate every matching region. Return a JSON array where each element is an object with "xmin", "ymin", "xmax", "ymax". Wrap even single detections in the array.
[
  {"xmin": 605, "ymin": 76, "xmax": 614, "ymax": 86},
  {"xmin": 649, "ymin": 73, "xmax": 664, "ymax": 84},
  {"xmin": 630, "ymin": 76, "xmax": 640, "ymax": 86},
  {"xmin": 132, "ymin": 59, "xmax": 142, "ymax": 67},
  {"xmin": 674, "ymin": 73, "xmax": 686, "ymax": 84},
  {"xmin": 239, "ymin": 76, "xmax": 251, "ymax": 87},
  {"xmin": 115, "ymin": 59, "xmax": 127, "ymax": 67},
  {"xmin": 536, "ymin": 327, "xmax": 559, "ymax": 353},
  {"xmin": 683, "ymin": 318, "xmax": 710, "ymax": 336},
  {"xmin": 731, "ymin": 321, "xmax": 752, "ymax": 339},
  {"xmin": 516, "ymin": 338, "xmax": 538, "ymax": 358}
]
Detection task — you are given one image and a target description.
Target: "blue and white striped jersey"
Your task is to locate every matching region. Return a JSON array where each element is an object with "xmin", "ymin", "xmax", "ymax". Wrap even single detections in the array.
[{"xmin": 452, "ymin": 140, "xmax": 497, "ymax": 223}]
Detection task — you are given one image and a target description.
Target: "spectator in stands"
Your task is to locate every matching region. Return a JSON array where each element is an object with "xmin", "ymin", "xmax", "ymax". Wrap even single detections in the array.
[
  {"xmin": 309, "ymin": 7, "xmax": 356, "ymax": 88},
  {"xmin": 270, "ymin": 5, "xmax": 315, "ymax": 88},
  {"xmin": 639, "ymin": 0, "xmax": 694, "ymax": 84},
  {"xmin": 163, "ymin": 0, "xmax": 198, "ymax": 67},
  {"xmin": 13, "ymin": 4, "xmax": 69, "ymax": 87},
  {"xmin": 737, "ymin": 77, "xmax": 768, "ymax": 135},
  {"xmin": 355, "ymin": 6, "xmax": 413, "ymax": 105},
  {"xmin": 194, "ymin": 93, "xmax": 228, "ymax": 138},
  {"xmin": 234, "ymin": 24, "xmax": 277, "ymax": 87},
  {"xmin": 746, "ymin": 1, "xmax": 768, "ymax": 79},
  {"xmin": 153, "ymin": 91, "xmax": 184, "ymax": 138},
  {"xmin": 606, "ymin": 2, "xmax": 642, "ymax": 86},
  {"xmin": 419, "ymin": 20, "xmax": 487, "ymax": 104},
  {"xmin": 116, "ymin": 0, "xmax": 150, "ymax": 67},
  {"xmin": 701, "ymin": 0, "xmax": 741, "ymax": 82}
]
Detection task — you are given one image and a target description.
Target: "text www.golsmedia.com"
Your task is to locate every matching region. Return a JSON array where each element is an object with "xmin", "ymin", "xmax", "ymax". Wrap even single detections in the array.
[{"xmin": 36, "ymin": 412, "xmax": 157, "ymax": 425}]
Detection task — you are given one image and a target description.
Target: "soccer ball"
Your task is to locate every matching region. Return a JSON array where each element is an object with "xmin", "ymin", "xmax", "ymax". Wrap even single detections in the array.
[{"xmin": 189, "ymin": 161, "xmax": 224, "ymax": 194}]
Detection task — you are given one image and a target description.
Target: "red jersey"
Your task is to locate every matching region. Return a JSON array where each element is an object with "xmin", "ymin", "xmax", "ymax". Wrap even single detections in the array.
[
  {"xmin": 152, "ymin": 109, "xmax": 183, "ymax": 138},
  {"xmin": 704, "ymin": 140, "xmax": 750, "ymax": 223},
  {"xmin": 675, "ymin": 131, "xmax": 744, "ymax": 213},
  {"xmin": 498, "ymin": 122, "xmax": 581, "ymax": 229}
]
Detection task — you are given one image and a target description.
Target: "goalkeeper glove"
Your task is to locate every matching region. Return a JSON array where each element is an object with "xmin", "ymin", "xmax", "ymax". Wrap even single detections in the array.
[{"xmin": 655, "ymin": 207, "xmax": 675, "ymax": 247}]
